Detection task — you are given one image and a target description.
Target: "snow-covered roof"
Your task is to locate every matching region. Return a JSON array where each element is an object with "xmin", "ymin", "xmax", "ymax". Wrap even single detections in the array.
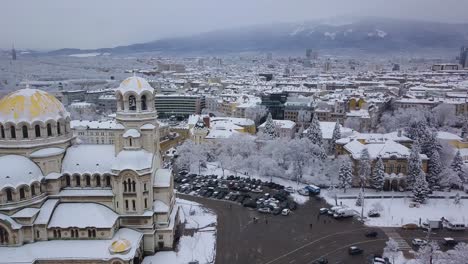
[
  {"xmin": 30, "ymin": 147, "xmax": 65, "ymax": 158},
  {"xmin": 12, "ymin": 208, "xmax": 40, "ymax": 219},
  {"xmin": 259, "ymin": 119, "xmax": 296, "ymax": 129},
  {"xmin": 205, "ymin": 129, "xmax": 241, "ymax": 139},
  {"xmin": 112, "ymin": 149, "xmax": 153, "ymax": 172},
  {"xmin": 0, "ymin": 228, "xmax": 142, "ymax": 264},
  {"xmin": 116, "ymin": 76, "xmax": 154, "ymax": 95},
  {"xmin": 123, "ymin": 129, "xmax": 141, "ymax": 138},
  {"xmin": 0, "ymin": 88, "xmax": 70, "ymax": 124},
  {"xmin": 336, "ymin": 132, "xmax": 411, "ymax": 144},
  {"xmin": 344, "ymin": 139, "xmax": 428, "ymax": 160},
  {"xmin": 48, "ymin": 203, "xmax": 118, "ymax": 228},
  {"xmin": 437, "ymin": 131, "xmax": 462, "ymax": 141},
  {"xmin": 0, "ymin": 213, "xmax": 22, "ymax": 229},
  {"xmin": 0, "ymin": 155, "xmax": 43, "ymax": 189},
  {"xmin": 154, "ymin": 169, "xmax": 172, "ymax": 188},
  {"xmin": 62, "ymin": 145, "xmax": 116, "ymax": 175},
  {"xmin": 140, "ymin": 123, "xmax": 156, "ymax": 130},
  {"xmin": 153, "ymin": 200, "xmax": 169, "ymax": 213},
  {"xmin": 346, "ymin": 109, "xmax": 370, "ymax": 118},
  {"xmin": 71, "ymin": 120, "xmax": 124, "ymax": 130},
  {"xmin": 35, "ymin": 199, "xmax": 59, "ymax": 225},
  {"xmin": 319, "ymin": 121, "xmax": 354, "ymax": 140}
]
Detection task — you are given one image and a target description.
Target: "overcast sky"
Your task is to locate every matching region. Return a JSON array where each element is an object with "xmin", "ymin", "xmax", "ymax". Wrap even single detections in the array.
[{"xmin": 3, "ymin": 0, "xmax": 468, "ymax": 50}]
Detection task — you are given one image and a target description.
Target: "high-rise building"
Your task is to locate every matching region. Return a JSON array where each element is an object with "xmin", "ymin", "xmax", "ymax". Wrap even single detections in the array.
[
  {"xmin": 306, "ymin": 49, "xmax": 312, "ymax": 59},
  {"xmin": 460, "ymin": 46, "xmax": 468, "ymax": 68},
  {"xmin": 11, "ymin": 44, "xmax": 16, "ymax": 61}
]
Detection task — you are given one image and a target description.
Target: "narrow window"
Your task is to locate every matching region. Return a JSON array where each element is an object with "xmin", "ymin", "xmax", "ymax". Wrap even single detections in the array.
[
  {"xmin": 47, "ymin": 123, "xmax": 52, "ymax": 136},
  {"xmin": 75, "ymin": 175, "xmax": 81, "ymax": 186},
  {"xmin": 31, "ymin": 185, "xmax": 36, "ymax": 196},
  {"xmin": 65, "ymin": 175, "xmax": 71, "ymax": 186},
  {"xmin": 132, "ymin": 200, "xmax": 136, "ymax": 210},
  {"xmin": 57, "ymin": 123, "xmax": 61, "ymax": 135},
  {"xmin": 0, "ymin": 125, "xmax": 5, "ymax": 138},
  {"xmin": 10, "ymin": 126, "xmax": 16, "ymax": 139},
  {"xmin": 144, "ymin": 198, "xmax": 148, "ymax": 208},
  {"xmin": 19, "ymin": 188, "xmax": 25, "ymax": 199},
  {"xmin": 106, "ymin": 176, "xmax": 111, "ymax": 187},
  {"xmin": 141, "ymin": 95, "xmax": 147, "ymax": 110},
  {"xmin": 96, "ymin": 176, "xmax": 101, "ymax": 187},
  {"xmin": 129, "ymin": 95, "xmax": 136, "ymax": 111},
  {"xmin": 85, "ymin": 175, "xmax": 91, "ymax": 186},
  {"xmin": 35, "ymin": 125, "xmax": 41, "ymax": 137},
  {"xmin": 6, "ymin": 189, "xmax": 12, "ymax": 201},
  {"xmin": 125, "ymin": 200, "xmax": 129, "ymax": 210},
  {"xmin": 22, "ymin": 125, "xmax": 28, "ymax": 138}
]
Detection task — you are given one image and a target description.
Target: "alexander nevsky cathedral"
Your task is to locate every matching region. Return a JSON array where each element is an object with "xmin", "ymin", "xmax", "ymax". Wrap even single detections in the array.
[{"xmin": 0, "ymin": 76, "xmax": 181, "ymax": 264}]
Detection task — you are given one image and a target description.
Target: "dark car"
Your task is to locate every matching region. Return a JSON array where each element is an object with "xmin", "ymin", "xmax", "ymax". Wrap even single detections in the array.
[
  {"xmin": 368, "ymin": 210, "xmax": 381, "ymax": 218},
  {"xmin": 443, "ymin": 238, "xmax": 458, "ymax": 247},
  {"xmin": 348, "ymin": 246, "xmax": 363, "ymax": 255},
  {"xmin": 288, "ymin": 201, "xmax": 298, "ymax": 211},
  {"xmin": 272, "ymin": 207, "xmax": 282, "ymax": 215},
  {"xmin": 243, "ymin": 199, "xmax": 257, "ymax": 208},
  {"xmin": 365, "ymin": 230, "xmax": 378, "ymax": 238},
  {"xmin": 312, "ymin": 257, "xmax": 328, "ymax": 264}
]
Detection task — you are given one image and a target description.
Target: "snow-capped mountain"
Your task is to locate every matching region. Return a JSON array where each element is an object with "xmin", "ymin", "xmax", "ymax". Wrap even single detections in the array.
[{"xmin": 47, "ymin": 17, "xmax": 468, "ymax": 55}]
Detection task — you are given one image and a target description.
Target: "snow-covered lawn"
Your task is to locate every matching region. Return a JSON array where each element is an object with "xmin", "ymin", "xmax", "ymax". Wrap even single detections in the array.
[
  {"xmin": 143, "ymin": 199, "xmax": 217, "ymax": 264},
  {"xmin": 323, "ymin": 189, "xmax": 468, "ymax": 227}
]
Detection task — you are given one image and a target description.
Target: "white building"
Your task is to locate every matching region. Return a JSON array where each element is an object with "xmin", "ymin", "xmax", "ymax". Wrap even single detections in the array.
[
  {"xmin": 259, "ymin": 119, "xmax": 296, "ymax": 139},
  {"xmin": 0, "ymin": 77, "xmax": 180, "ymax": 264}
]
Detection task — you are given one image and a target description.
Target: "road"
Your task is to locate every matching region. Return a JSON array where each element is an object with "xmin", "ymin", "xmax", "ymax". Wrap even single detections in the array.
[{"xmin": 178, "ymin": 193, "xmax": 388, "ymax": 264}]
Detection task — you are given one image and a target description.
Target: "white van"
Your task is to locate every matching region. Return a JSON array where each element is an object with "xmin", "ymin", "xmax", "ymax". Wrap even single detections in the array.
[
  {"xmin": 333, "ymin": 208, "xmax": 356, "ymax": 218},
  {"xmin": 446, "ymin": 222, "xmax": 466, "ymax": 231}
]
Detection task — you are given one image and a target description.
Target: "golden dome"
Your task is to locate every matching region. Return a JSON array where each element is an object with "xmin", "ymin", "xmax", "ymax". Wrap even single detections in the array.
[
  {"xmin": 109, "ymin": 238, "xmax": 132, "ymax": 254},
  {"xmin": 0, "ymin": 88, "xmax": 69, "ymax": 124}
]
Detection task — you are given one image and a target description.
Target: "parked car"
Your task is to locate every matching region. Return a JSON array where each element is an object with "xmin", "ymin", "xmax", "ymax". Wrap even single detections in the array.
[
  {"xmin": 282, "ymin": 209, "xmax": 290, "ymax": 216},
  {"xmin": 258, "ymin": 207, "xmax": 271, "ymax": 214},
  {"xmin": 402, "ymin": 223, "xmax": 418, "ymax": 230},
  {"xmin": 372, "ymin": 257, "xmax": 390, "ymax": 264},
  {"xmin": 348, "ymin": 246, "xmax": 363, "ymax": 255},
  {"xmin": 442, "ymin": 237, "xmax": 458, "ymax": 247},
  {"xmin": 368, "ymin": 210, "xmax": 381, "ymax": 218},
  {"xmin": 272, "ymin": 207, "xmax": 282, "ymax": 215},
  {"xmin": 365, "ymin": 230, "xmax": 378, "ymax": 238},
  {"xmin": 412, "ymin": 238, "xmax": 427, "ymax": 247},
  {"xmin": 311, "ymin": 257, "xmax": 328, "ymax": 264},
  {"xmin": 334, "ymin": 208, "xmax": 356, "ymax": 218},
  {"xmin": 319, "ymin": 208, "xmax": 329, "ymax": 215},
  {"xmin": 251, "ymin": 188, "xmax": 262, "ymax": 193},
  {"xmin": 298, "ymin": 188, "xmax": 309, "ymax": 196},
  {"xmin": 285, "ymin": 186, "xmax": 295, "ymax": 193},
  {"xmin": 446, "ymin": 222, "xmax": 466, "ymax": 231}
]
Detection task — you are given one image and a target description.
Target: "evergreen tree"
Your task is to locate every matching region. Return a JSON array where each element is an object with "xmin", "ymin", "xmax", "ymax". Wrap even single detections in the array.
[
  {"xmin": 306, "ymin": 114, "xmax": 323, "ymax": 146},
  {"xmin": 371, "ymin": 156, "xmax": 385, "ymax": 191},
  {"xmin": 462, "ymin": 121, "xmax": 468, "ymax": 139},
  {"xmin": 427, "ymin": 150, "xmax": 442, "ymax": 189},
  {"xmin": 407, "ymin": 143, "xmax": 422, "ymax": 189},
  {"xmin": 406, "ymin": 120, "xmax": 427, "ymax": 142},
  {"xmin": 412, "ymin": 170, "xmax": 430, "ymax": 203},
  {"xmin": 330, "ymin": 120, "xmax": 341, "ymax": 154},
  {"xmin": 419, "ymin": 130, "xmax": 441, "ymax": 157},
  {"xmin": 355, "ymin": 188, "xmax": 364, "ymax": 206},
  {"xmin": 338, "ymin": 160, "xmax": 353, "ymax": 193},
  {"xmin": 451, "ymin": 150, "xmax": 464, "ymax": 182},
  {"xmin": 358, "ymin": 148, "xmax": 371, "ymax": 186},
  {"xmin": 263, "ymin": 112, "xmax": 278, "ymax": 139},
  {"xmin": 454, "ymin": 192, "xmax": 461, "ymax": 205}
]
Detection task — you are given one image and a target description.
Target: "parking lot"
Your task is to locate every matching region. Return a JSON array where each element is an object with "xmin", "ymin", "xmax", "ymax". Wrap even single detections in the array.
[
  {"xmin": 177, "ymin": 192, "xmax": 388, "ymax": 264},
  {"xmin": 175, "ymin": 172, "xmax": 299, "ymax": 216}
]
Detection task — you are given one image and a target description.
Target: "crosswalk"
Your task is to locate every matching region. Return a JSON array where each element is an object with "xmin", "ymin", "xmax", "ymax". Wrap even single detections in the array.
[{"xmin": 383, "ymin": 228, "xmax": 412, "ymax": 250}]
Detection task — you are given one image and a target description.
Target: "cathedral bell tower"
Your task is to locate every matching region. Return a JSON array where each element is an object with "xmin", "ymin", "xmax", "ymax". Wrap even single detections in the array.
[{"xmin": 114, "ymin": 75, "xmax": 160, "ymax": 155}]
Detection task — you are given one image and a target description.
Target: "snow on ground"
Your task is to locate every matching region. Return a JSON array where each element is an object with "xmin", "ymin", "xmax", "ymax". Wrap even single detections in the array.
[
  {"xmin": 68, "ymin": 52, "xmax": 101, "ymax": 57},
  {"xmin": 322, "ymin": 188, "xmax": 468, "ymax": 227},
  {"xmin": 200, "ymin": 162, "xmax": 310, "ymax": 205},
  {"xmin": 143, "ymin": 199, "xmax": 217, "ymax": 264}
]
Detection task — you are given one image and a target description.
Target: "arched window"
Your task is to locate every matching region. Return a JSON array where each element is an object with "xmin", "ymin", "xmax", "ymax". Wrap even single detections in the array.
[
  {"xmin": 96, "ymin": 176, "xmax": 101, "ymax": 187},
  {"xmin": 75, "ymin": 175, "xmax": 81, "ymax": 186},
  {"xmin": 5, "ymin": 189, "xmax": 13, "ymax": 202},
  {"xmin": 123, "ymin": 181, "xmax": 128, "ymax": 192},
  {"xmin": 132, "ymin": 200, "xmax": 136, "ymax": 210},
  {"xmin": 125, "ymin": 200, "xmax": 129, "ymax": 210},
  {"xmin": 31, "ymin": 185, "xmax": 36, "ymax": 196},
  {"xmin": 65, "ymin": 175, "xmax": 71, "ymax": 186},
  {"xmin": 57, "ymin": 122, "xmax": 61, "ymax": 135},
  {"xmin": 35, "ymin": 125, "xmax": 41, "ymax": 137},
  {"xmin": 128, "ymin": 95, "xmax": 136, "ymax": 111},
  {"xmin": 88, "ymin": 230, "xmax": 92, "ymax": 237},
  {"xmin": 127, "ymin": 179, "xmax": 132, "ymax": 192},
  {"xmin": 22, "ymin": 125, "xmax": 28, "ymax": 139},
  {"xmin": 57, "ymin": 230, "xmax": 61, "ymax": 238},
  {"xmin": 132, "ymin": 181, "xmax": 136, "ymax": 192},
  {"xmin": 0, "ymin": 125, "xmax": 4, "ymax": 138},
  {"xmin": 105, "ymin": 176, "xmax": 111, "ymax": 187},
  {"xmin": 85, "ymin": 175, "xmax": 91, "ymax": 186},
  {"xmin": 129, "ymin": 138, "xmax": 132, "ymax": 147},
  {"xmin": 10, "ymin": 126, "xmax": 16, "ymax": 139},
  {"xmin": 141, "ymin": 95, "xmax": 147, "ymax": 110},
  {"xmin": 53, "ymin": 230, "xmax": 57, "ymax": 238},
  {"xmin": 47, "ymin": 123, "xmax": 52, "ymax": 136},
  {"xmin": 0, "ymin": 227, "xmax": 9, "ymax": 244},
  {"xmin": 19, "ymin": 187, "xmax": 25, "ymax": 199},
  {"xmin": 92, "ymin": 229, "xmax": 96, "ymax": 237}
]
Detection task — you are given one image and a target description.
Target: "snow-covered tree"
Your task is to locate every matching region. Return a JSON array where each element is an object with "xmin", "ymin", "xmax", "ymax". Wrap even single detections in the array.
[
  {"xmin": 355, "ymin": 188, "xmax": 364, "ymax": 206},
  {"xmin": 407, "ymin": 143, "xmax": 423, "ymax": 189},
  {"xmin": 371, "ymin": 156, "xmax": 385, "ymax": 191},
  {"xmin": 296, "ymin": 125, "xmax": 304, "ymax": 139},
  {"xmin": 176, "ymin": 140, "xmax": 209, "ymax": 174},
  {"xmin": 412, "ymin": 169, "xmax": 430, "ymax": 204},
  {"xmin": 306, "ymin": 114, "xmax": 323, "ymax": 146},
  {"xmin": 415, "ymin": 242, "xmax": 441, "ymax": 264},
  {"xmin": 454, "ymin": 192, "xmax": 461, "ymax": 205},
  {"xmin": 432, "ymin": 103, "xmax": 457, "ymax": 127},
  {"xmin": 406, "ymin": 120, "xmax": 428, "ymax": 142},
  {"xmin": 358, "ymin": 148, "xmax": 371, "ymax": 186},
  {"xmin": 338, "ymin": 158, "xmax": 353, "ymax": 193},
  {"xmin": 419, "ymin": 130, "xmax": 441, "ymax": 157},
  {"xmin": 330, "ymin": 120, "xmax": 341, "ymax": 154},
  {"xmin": 283, "ymin": 138, "xmax": 318, "ymax": 181},
  {"xmin": 262, "ymin": 112, "xmax": 278, "ymax": 139},
  {"xmin": 451, "ymin": 150, "xmax": 464, "ymax": 182},
  {"xmin": 462, "ymin": 121, "xmax": 468, "ymax": 139},
  {"xmin": 383, "ymin": 238, "xmax": 400, "ymax": 264},
  {"xmin": 439, "ymin": 167, "xmax": 463, "ymax": 190},
  {"xmin": 245, "ymin": 105, "xmax": 267, "ymax": 125},
  {"xmin": 427, "ymin": 150, "xmax": 443, "ymax": 189}
]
